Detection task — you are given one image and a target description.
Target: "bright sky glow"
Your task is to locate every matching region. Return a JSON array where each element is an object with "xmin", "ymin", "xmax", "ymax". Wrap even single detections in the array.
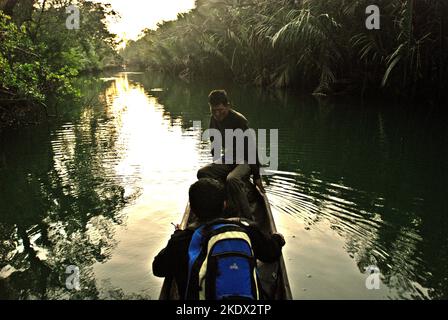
[{"xmin": 92, "ymin": 0, "xmax": 196, "ymax": 43}]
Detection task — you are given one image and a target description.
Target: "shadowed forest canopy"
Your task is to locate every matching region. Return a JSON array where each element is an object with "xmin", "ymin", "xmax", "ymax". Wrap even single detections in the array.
[
  {"xmin": 122, "ymin": 0, "xmax": 448, "ymax": 99},
  {"xmin": 1, "ymin": 0, "xmax": 447, "ymax": 129},
  {"xmin": 0, "ymin": 0, "xmax": 122, "ymax": 127}
]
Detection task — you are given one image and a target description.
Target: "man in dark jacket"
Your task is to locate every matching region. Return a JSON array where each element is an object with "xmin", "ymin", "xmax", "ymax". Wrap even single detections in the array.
[
  {"xmin": 152, "ymin": 178, "xmax": 285, "ymax": 299},
  {"xmin": 197, "ymin": 90, "xmax": 263, "ymax": 219}
]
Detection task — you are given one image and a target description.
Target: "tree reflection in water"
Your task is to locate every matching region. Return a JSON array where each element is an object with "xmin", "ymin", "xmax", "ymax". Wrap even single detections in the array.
[{"xmin": 0, "ymin": 79, "xmax": 142, "ymax": 299}]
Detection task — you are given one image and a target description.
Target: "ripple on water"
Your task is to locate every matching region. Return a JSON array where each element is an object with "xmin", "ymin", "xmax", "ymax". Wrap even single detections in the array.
[{"xmin": 265, "ymin": 168, "xmax": 430, "ymax": 298}]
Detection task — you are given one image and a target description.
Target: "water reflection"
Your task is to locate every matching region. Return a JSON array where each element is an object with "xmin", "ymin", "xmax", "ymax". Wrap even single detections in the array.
[
  {"xmin": 0, "ymin": 77, "xmax": 130, "ymax": 299},
  {"xmin": 91, "ymin": 73, "xmax": 206, "ymax": 298},
  {"xmin": 0, "ymin": 72, "xmax": 447, "ymax": 299}
]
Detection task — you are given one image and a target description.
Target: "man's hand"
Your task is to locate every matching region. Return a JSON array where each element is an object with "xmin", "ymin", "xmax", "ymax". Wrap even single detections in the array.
[{"xmin": 254, "ymin": 178, "xmax": 266, "ymax": 193}]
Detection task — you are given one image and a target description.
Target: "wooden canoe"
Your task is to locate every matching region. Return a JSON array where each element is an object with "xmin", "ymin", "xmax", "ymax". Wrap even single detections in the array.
[{"xmin": 158, "ymin": 184, "xmax": 293, "ymax": 300}]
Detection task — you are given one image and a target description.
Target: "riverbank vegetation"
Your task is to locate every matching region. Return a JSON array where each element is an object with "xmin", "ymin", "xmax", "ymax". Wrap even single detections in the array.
[
  {"xmin": 122, "ymin": 0, "xmax": 448, "ymax": 101},
  {"xmin": 0, "ymin": 0, "xmax": 121, "ymax": 128}
]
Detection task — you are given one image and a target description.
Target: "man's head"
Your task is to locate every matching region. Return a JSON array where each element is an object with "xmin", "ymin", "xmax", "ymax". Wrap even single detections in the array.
[
  {"xmin": 208, "ymin": 90, "xmax": 230, "ymax": 122},
  {"xmin": 189, "ymin": 178, "xmax": 226, "ymax": 222}
]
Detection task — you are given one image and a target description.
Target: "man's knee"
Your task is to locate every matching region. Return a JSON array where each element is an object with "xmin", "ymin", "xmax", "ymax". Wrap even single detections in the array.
[
  {"xmin": 197, "ymin": 166, "xmax": 209, "ymax": 179},
  {"xmin": 197, "ymin": 168, "xmax": 204, "ymax": 179},
  {"xmin": 226, "ymin": 174, "xmax": 240, "ymax": 186},
  {"xmin": 198, "ymin": 162, "xmax": 220, "ymax": 179}
]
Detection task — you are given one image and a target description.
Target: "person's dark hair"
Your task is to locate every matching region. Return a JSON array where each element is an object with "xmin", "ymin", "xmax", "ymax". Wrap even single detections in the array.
[
  {"xmin": 208, "ymin": 90, "xmax": 229, "ymax": 107},
  {"xmin": 189, "ymin": 178, "xmax": 225, "ymax": 221}
]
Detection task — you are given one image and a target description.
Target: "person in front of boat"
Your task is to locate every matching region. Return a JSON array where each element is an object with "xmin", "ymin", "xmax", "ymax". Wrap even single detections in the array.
[
  {"xmin": 197, "ymin": 90, "xmax": 264, "ymax": 219},
  {"xmin": 152, "ymin": 178, "xmax": 285, "ymax": 299}
]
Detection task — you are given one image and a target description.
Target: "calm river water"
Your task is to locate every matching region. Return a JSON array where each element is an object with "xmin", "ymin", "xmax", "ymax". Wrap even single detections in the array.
[{"xmin": 0, "ymin": 71, "xmax": 446, "ymax": 299}]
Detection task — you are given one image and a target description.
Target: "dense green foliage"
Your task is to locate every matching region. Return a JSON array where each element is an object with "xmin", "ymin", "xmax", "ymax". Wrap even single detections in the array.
[
  {"xmin": 0, "ymin": 0, "xmax": 121, "ymax": 128},
  {"xmin": 122, "ymin": 0, "xmax": 448, "ymax": 99}
]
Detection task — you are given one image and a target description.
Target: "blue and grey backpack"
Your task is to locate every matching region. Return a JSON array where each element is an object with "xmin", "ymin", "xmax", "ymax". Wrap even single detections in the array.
[{"xmin": 185, "ymin": 221, "xmax": 260, "ymax": 300}]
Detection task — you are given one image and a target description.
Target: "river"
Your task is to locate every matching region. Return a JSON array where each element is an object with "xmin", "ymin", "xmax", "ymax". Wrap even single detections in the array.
[{"xmin": 0, "ymin": 71, "xmax": 446, "ymax": 299}]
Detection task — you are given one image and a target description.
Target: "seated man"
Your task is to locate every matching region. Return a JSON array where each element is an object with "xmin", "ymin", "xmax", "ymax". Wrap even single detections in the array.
[
  {"xmin": 152, "ymin": 178, "xmax": 285, "ymax": 300},
  {"xmin": 197, "ymin": 90, "xmax": 264, "ymax": 219}
]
